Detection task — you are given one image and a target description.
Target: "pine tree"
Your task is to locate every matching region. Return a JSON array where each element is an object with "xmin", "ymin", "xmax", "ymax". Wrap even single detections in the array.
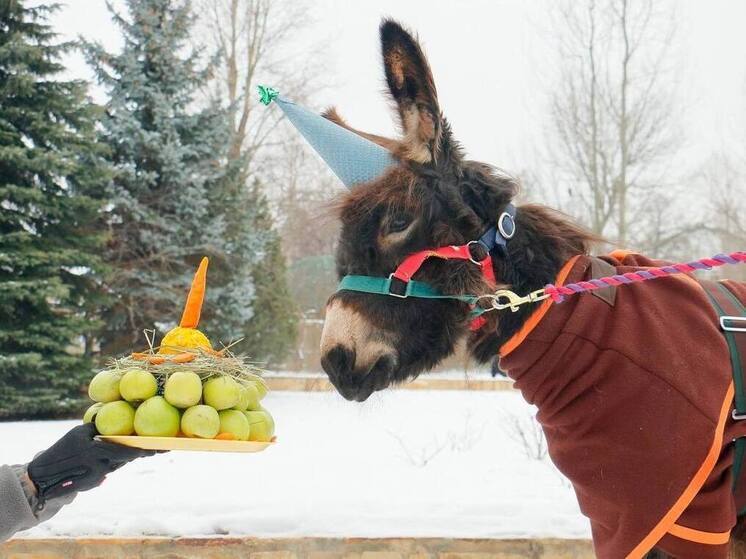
[
  {"xmin": 241, "ymin": 181, "xmax": 298, "ymax": 365},
  {"xmin": 84, "ymin": 0, "xmax": 262, "ymax": 355},
  {"xmin": 0, "ymin": 0, "xmax": 110, "ymax": 418}
]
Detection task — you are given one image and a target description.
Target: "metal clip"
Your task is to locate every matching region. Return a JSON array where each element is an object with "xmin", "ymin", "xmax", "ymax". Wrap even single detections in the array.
[
  {"xmin": 721, "ymin": 316, "xmax": 746, "ymax": 333},
  {"xmin": 490, "ymin": 288, "xmax": 549, "ymax": 313},
  {"xmin": 387, "ymin": 273, "xmax": 409, "ymax": 298}
]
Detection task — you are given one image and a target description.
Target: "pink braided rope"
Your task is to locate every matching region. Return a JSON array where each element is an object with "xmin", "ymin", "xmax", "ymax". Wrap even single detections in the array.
[{"xmin": 545, "ymin": 251, "xmax": 746, "ymax": 303}]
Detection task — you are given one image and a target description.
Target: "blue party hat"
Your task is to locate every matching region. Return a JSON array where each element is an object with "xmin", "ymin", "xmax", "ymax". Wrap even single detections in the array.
[{"xmin": 259, "ymin": 86, "xmax": 395, "ymax": 188}]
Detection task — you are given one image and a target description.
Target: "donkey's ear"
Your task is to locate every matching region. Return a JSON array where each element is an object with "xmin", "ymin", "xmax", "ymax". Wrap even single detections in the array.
[
  {"xmin": 322, "ymin": 106, "xmax": 402, "ymax": 153},
  {"xmin": 380, "ymin": 19, "xmax": 441, "ymax": 164}
]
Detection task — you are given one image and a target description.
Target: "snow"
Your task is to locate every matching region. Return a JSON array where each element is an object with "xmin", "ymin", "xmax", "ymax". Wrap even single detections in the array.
[
  {"xmin": 265, "ymin": 368, "xmax": 504, "ymax": 381},
  {"xmin": 2, "ymin": 389, "xmax": 589, "ymax": 540}
]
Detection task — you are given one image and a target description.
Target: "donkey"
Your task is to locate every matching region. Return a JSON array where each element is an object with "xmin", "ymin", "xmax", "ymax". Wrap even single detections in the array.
[{"xmin": 314, "ymin": 19, "xmax": 746, "ymax": 559}]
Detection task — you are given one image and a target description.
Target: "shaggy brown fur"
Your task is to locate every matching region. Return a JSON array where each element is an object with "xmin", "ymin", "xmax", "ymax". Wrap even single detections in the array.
[
  {"xmin": 322, "ymin": 20, "xmax": 596, "ymax": 398},
  {"xmin": 320, "ymin": 19, "xmax": 746, "ymax": 557}
]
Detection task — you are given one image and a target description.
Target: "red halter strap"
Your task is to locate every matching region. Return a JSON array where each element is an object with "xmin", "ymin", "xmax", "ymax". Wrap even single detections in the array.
[
  {"xmin": 390, "ymin": 243, "xmax": 497, "ymax": 332},
  {"xmin": 386, "ymin": 204, "xmax": 517, "ymax": 332},
  {"xmin": 391, "ymin": 243, "xmax": 496, "ymax": 285}
]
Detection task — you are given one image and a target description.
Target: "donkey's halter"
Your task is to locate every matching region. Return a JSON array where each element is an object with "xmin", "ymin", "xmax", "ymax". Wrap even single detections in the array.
[
  {"xmin": 336, "ymin": 204, "xmax": 528, "ymax": 330},
  {"xmin": 337, "ymin": 200, "xmax": 746, "ymax": 331}
]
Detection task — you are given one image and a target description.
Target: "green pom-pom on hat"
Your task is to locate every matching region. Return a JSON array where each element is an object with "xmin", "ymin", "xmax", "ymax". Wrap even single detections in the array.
[{"xmin": 257, "ymin": 85, "xmax": 279, "ymax": 106}]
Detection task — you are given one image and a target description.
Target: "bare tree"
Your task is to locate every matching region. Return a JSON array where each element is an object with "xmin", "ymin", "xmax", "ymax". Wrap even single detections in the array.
[
  {"xmin": 502, "ymin": 411, "xmax": 548, "ymax": 461},
  {"xmin": 696, "ymin": 152, "xmax": 746, "ymax": 280},
  {"xmin": 197, "ymin": 0, "xmax": 323, "ymax": 187},
  {"xmin": 270, "ymin": 140, "xmax": 340, "ymax": 260},
  {"xmin": 194, "ymin": 1, "xmax": 334, "ymax": 367},
  {"xmin": 546, "ymin": 0, "xmax": 684, "ymax": 249}
]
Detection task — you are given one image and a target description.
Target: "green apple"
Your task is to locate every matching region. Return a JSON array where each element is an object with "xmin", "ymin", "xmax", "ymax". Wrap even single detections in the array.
[
  {"xmin": 119, "ymin": 369, "xmax": 158, "ymax": 402},
  {"xmin": 88, "ymin": 370, "xmax": 122, "ymax": 403},
  {"xmin": 83, "ymin": 402, "xmax": 104, "ymax": 423},
  {"xmin": 181, "ymin": 405, "xmax": 220, "ymax": 438},
  {"xmin": 95, "ymin": 401, "xmax": 135, "ymax": 435},
  {"xmin": 218, "ymin": 409, "xmax": 250, "ymax": 441},
  {"xmin": 262, "ymin": 409, "xmax": 275, "ymax": 434},
  {"xmin": 234, "ymin": 383, "xmax": 261, "ymax": 411},
  {"xmin": 250, "ymin": 380, "xmax": 268, "ymax": 400},
  {"xmin": 243, "ymin": 410, "xmax": 275, "ymax": 442},
  {"xmin": 164, "ymin": 371, "xmax": 202, "ymax": 408},
  {"xmin": 134, "ymin": 396, "xmax": 180, "ymax": 437},
  {"xmin": 202, "ymin": 376, "xmax": 239, "ymax": 410}
]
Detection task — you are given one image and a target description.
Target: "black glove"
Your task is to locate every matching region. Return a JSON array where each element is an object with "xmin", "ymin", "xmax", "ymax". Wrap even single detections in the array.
[{"xmin": 27, "ymin": 423, "xmax": 157, "ymax": 504}]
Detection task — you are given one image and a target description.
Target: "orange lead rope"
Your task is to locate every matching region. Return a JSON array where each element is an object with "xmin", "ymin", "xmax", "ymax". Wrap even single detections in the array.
[{"xmin": 180, "ymin": 257, "xmax": 208, "ymax": 328}]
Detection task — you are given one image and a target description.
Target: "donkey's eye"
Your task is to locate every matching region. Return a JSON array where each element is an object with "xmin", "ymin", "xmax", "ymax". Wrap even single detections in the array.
[{"xmin": 387, "ymin": 215, "xmax": 412, "ymax": 234}]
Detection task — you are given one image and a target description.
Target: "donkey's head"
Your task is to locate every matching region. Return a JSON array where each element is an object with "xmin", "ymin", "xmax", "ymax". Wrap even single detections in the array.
[{"xmin": 320, "ymin": 20, "xmax": 591, "ymax": 401}]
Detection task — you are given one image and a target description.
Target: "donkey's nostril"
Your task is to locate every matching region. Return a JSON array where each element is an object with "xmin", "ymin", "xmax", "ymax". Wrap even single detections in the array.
[
  {"xmin": 321, "ymin": 344, "xmax": 356, "ymax": 380},
  {"xmin": 371, "ymin": 353, "xmax": 396, "ymax": 377}
]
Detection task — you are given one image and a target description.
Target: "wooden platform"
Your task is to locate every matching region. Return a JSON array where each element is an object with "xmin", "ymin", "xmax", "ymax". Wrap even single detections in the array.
[{"xmin": 1, "ymin": 536, "xmax": 594, "ymax": 559}]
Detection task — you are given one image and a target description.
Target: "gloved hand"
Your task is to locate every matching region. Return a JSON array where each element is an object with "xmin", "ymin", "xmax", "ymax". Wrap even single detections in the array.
[{"xmin": 27, "ymin": 423, "xmax": 158, "ymax": 505}]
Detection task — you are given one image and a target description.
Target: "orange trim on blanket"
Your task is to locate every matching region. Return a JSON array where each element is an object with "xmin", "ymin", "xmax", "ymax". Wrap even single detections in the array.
[
  {"xmin": 668, "ymin": 523, "xmax": 730, "ymax": 545},
  {"xmin": 608, "ymin": 249, "xmax": 635, "ymax": 262},
  {"xmin": 626, "ymin": 381, "xmax": 735, "ymax": 559},
  {"xmin": 499, "ymin": 255, "xmax": 581, "ymax": 357}
]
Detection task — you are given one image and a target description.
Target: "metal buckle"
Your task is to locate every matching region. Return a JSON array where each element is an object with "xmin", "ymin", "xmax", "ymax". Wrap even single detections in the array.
[
  {"xmin": 387, "ymin": 273, "xmax": 409, "ymax": 298},
  {"xmin": 466, "ymin": 240, "xmax": 489, "ymax": 265},
  {"xmin": 721, "ymin": 316, "xmax": 746, "ymax": 332},
  {"xmin": 733, "ymin": 409, "xmax": 746, "ymax": 421},
  {"xmin": 497, "ymin": 211, "xmax": 516, "ymax": 240}
]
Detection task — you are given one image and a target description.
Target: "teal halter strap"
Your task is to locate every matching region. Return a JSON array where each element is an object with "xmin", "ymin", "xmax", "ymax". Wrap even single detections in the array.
[
  {"xmin": 337, "ymin": 275, "xmax": 489, "ymax": 318},
  {"xmin": 335, "ymin": 205, "xmax": 519, "ymax": 326}
]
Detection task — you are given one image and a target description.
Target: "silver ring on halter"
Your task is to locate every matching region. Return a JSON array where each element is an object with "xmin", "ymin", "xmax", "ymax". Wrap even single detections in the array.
[
  {"xmin": 497, "ymin": 211, "xmax": 516, "ymax": 241},
  {"xmin": 473, "ymin": 294, "xmax": 500, "ymax": 310},
  {"xmin": 466, "ymin": 241, "xmax": 489, "ymax": 266}
]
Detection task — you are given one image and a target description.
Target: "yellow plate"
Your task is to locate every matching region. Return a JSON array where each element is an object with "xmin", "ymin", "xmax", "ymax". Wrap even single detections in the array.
[{"xmin": 97, "ymin": 436, "xmax": 273, "ymax": 453}]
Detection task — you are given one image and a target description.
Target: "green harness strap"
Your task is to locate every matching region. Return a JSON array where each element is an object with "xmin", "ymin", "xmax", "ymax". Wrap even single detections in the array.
[
  {"xmin": 702, "ymin": 281, "xmax": 746, "ymax": 503},
  {"xmin": 337, "ymin": 275, "xmax": 487, "ymax": 318}
]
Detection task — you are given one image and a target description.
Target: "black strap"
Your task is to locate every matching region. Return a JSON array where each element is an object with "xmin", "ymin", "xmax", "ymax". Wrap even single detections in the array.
[
  {"xmin": 475, "ymin": 203, "xmax": 516, "ymax": 258},
  {"xmin": 702, "ymin": 281, "xmax": 746, "ymax": 414},
  {"xmin": 700, "ymin": 280, "xmax": 746, "ymax": 499}
]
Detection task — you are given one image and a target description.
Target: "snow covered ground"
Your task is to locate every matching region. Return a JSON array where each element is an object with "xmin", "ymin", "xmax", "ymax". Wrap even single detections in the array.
[
  {"xmin": 265, "ymin": 368, "xmax": 503, "ymax": 381},
  {"xmin": 3, "ymin": 389, "xmax": 589, "ymax": 540}
]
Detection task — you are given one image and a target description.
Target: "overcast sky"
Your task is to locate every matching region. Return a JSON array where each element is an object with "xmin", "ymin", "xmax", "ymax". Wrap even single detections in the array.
[{"xmin": 49, "ymin": 0, "xmax": 746, "ymax": 178}]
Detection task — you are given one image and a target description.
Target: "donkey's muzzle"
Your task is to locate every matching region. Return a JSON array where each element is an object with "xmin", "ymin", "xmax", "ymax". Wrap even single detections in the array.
[
  {"xmin": 321, "ymin": 344, "xmax": 398, "ymax": 401},
  {"xmin": 320, "ymin": 299, "xmax": 400, "ymax": 401}
]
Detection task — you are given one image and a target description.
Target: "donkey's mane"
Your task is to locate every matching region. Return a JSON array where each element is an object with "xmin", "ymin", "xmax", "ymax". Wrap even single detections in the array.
[{"xmin": 472, "ymin": 202, "xmax": 601, "ymax": 362}]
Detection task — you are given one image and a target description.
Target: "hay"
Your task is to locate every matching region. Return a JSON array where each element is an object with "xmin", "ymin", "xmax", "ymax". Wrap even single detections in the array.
[{"xmin": 99, "ymin": 331, "xmax": 267, "ymax": 390}]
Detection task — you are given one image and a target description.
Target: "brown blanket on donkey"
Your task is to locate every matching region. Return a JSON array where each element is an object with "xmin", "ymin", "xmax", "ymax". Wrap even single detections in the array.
[{"xmin": 499, "ymin": 252, "xmax": 746, "ymax": 559}]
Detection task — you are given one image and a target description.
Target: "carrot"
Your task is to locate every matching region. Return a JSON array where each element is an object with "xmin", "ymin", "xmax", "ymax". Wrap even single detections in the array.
[
  {"xmin": 145, "ymin": 356, "xmax": 166, "ymax": 365},
  {"xmin": 215, "ymin": 432, "xmax": 236, "ymax": 441},
  {"xmin": 180, "ymin": 257, "xmax": 208, "ymax": 328},
  {"xmin": 170, "ymin": 352, "xmax": 196, "ymax": 364},
  {"xmin": 131, "ymin": 352, "xmax": 149, "ymax": 360}
]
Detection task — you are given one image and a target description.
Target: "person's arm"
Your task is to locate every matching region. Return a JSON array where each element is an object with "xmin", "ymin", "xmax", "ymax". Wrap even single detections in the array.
[
  {"xmin": 1, "ymin": 423, "xmax": 156, "ymax": 543},
  {"xmin": 0, "ymin": 465, "xmax": 41, "ymax": 542}
]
